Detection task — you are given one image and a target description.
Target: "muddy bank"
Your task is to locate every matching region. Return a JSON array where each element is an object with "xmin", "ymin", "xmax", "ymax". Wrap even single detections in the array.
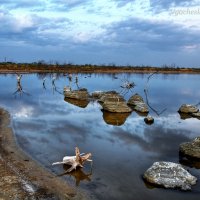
[{"xmin": 0, "ymin": 108, "xmax": 90, "ymax": 200}]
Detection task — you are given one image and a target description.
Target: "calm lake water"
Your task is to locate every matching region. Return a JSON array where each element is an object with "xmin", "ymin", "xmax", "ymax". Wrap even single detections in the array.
[{"xmin": 0, "ymin": 73, "xmax": 200, "ymax": 200}]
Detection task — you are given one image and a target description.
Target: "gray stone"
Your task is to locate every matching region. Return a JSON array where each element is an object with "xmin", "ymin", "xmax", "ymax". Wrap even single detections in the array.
[
  {"xmin": 180, "ymin": 137, "xmax": 200, "ymax": 160},
  {"xmin": 178, "ymin": 104, "xmax": 199, "ymax": 114},
  {"xmin": 64, "ymin": 88, "xmax": 89, "ymax": 100},
  {"xmin": 102, "ymin": 101, "xmax": 132, "ymax": 113},
  {"xmin": 98, "ymin": 92, "xmax": 124, "ymax": 104},
  {"xmin": 134, "ymin": 102, "xmax": 149, "ymax": 113},
  {"xmin": 143, "ymin": 161, "xmax": 197, "ymax": 190},
  {"xmin": 127, "ymin": 93, "xmax": 144, "ymax": 106},
  {"xmin": 128, "ymin": 94, "xmax": 149, "ymax": 113}
]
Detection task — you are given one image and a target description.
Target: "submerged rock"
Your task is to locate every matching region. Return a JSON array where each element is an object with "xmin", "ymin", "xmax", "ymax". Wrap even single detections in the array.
[
  {"xmin": 178, "ymin": 104, "xmax": 199, "ymax": 114},
  {"xmin": 144, "ymin": 116, "xmax": 154, "ymax": 125},
  {"xmin": 64, "ymin": 88, "xmax": 89, "ymax": 100},
  {"xmin": 128, "ymin": 94, "xmax": 149, "ymax": 113},
  {"xmin": 180, "ymin": 137, "xmax": 200, "ymax": 160},
  {"xmin": 143, "ymin": 161, "xmax": 197, "ymax": 190}
]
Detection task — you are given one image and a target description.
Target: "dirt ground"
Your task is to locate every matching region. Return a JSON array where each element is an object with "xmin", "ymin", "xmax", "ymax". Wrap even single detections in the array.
[{"xmin": 0, "ymin": 108, "xmax": 89, "ymax": 200}]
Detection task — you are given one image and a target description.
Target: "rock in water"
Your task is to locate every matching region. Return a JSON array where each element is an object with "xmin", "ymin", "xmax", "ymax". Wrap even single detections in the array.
[
  {"xmin": 180, "ymin": 137, "xmax": 200, "ymax": 160},
  {"xmin": 143, "ymin": 161, "xmax": 197, "ymax": 190},
  {"xmin": 127, "ymin": 93, "xmax": 144, "ymax": 105},
  {"xmin": 178, "ymin": 104, "xmax": 199, "ymax": 114},
  {"xmin": 98, "ymin": 91, "xmax": 132, "ymax": 113},
  {"xmin": 64, "ymin": 88, "xmax": 89, "ymax": 100},
  {"xmin": 128, "ymin": 94, "xmax": 149, "ymax": 113},
  {"xmin": 144, "ymin": 116, "xmax": 154, "ymax": 125}
]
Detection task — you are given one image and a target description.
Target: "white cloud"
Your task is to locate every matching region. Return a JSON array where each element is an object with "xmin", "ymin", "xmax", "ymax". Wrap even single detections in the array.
[{"xmin": 13, "ymin": 106, "xmax": 34, "ymax": 118}]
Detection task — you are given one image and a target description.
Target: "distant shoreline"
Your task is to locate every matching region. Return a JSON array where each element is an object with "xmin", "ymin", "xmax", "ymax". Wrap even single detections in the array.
[{"xmin": 0, "ymin": 62, "xmax": 200, "ymax": 74}]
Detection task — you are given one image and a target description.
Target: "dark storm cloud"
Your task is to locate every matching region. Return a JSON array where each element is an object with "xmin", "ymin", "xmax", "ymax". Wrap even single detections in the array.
[
  {"xmin": 0, "ymin": 11, "xmax": 72, "ymax": 47},
  {"xmin": 106, "ymin": 18, "xmax": 200, "ymax": 51}
]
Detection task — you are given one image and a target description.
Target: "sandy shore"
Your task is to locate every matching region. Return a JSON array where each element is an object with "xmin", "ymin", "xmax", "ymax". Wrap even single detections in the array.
[{"xmin": 0, "ymin": 108, "xmax": 90, "ymax": 200}]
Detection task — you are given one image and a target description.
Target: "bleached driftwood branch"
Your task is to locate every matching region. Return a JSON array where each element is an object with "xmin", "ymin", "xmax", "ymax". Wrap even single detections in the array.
[{"xmin": 52, "ymin": 147, "xmax": 92, "ymax": 173}]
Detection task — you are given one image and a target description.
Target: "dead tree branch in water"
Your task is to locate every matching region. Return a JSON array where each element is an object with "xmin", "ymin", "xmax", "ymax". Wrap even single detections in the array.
[
  {"xmin": 13, "ymin": 74, "xmax": 30, "ymax": 97},
  {"xmin": 144, "ymin": 71, "xmax": 167, "ymax": 116},
  {"xmin": 51, "ymin": 75, "xmax": 62, "ymax": 95},
  {"xmin": 144, "ymin": 89, "xmax": 167, "ymax": 116},
  {"xmin": 119, "ymin": 76, "xmax": 136, "ymax": 96},
  {"xmin": 144, "ymin": 71, "xmax": 158, "ymax": 92}
]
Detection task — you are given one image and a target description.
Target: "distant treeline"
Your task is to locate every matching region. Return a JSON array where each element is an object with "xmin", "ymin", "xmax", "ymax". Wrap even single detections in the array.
[{"xmin": 0, "ymin": 61, "xmax": 200, "ymax": 74}]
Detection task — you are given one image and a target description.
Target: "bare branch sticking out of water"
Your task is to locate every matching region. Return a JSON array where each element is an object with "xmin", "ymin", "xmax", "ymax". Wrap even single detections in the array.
[
  {"xmin": 144, "ymin": 89, "xmax": 167, "ymax": 116},
  {"xmin": 144, "ymin": 71, "xmax": 158, "ymax": 92},
  {"xmin": 144, "ymin": 71, "xmax": 167, "ymax": 116}
]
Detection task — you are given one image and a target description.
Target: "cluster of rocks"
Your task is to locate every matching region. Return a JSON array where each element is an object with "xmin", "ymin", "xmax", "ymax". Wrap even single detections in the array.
[
  {"xmin": 178, "ymin": 104, "xmax": 200, "ymax": 120},
  {"xmin": 64, "ymin": 89, "xmax": 154, "ymax": 126},
  {"xmin": 144, "ymin": 137, "xmax": 200, "ymax": 191},
  {"xmin": 98, "ymin": 91, "xmax": 132, "ymax": 113}
]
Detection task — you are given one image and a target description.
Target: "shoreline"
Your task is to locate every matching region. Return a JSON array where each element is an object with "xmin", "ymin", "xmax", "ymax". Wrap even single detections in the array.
[
  {"xmin": 0, "ymin": 108, "xmax": 90, "ymax": 200},
  {"xmin": 0, "ymin": 64, "xmax": 200, "ymax": 74}
]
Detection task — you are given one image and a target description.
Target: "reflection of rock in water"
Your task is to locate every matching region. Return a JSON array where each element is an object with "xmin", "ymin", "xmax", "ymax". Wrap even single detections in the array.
[
  {"xmin": 179, "ymin": 154, "xmax": 200, "ymax": 169},
  {"xmin": 102, "ymin": 110, "xmax": 131, "ymax": 126},
  {"xmin": 178, "ymin": 112, "xmax": 192, "ymax": 120},
  {"xmin": 179, "ymin": 137, "xmax": 200, "ymax": 169},
  {"xmin": 64, "ymin": 97, "xmax": 89, "ymax": 108},
  {"xmin": 134, "ymin": 110, "xmax": 148, "ymax": 117},
  {"xmin": 59, "ymin": 165, "xmax": 92, "ymax": 186}
]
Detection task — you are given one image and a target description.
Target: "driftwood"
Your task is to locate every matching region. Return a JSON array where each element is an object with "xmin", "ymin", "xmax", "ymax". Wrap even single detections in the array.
[{"xmin": 52, "ymin": 147, "xmax": 92, "ymax": 173}]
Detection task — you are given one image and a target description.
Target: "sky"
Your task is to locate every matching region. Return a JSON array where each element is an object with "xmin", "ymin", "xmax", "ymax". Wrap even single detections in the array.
[{"xmin": 0, "ymin": 0, "xmax": 200, "ymax": 67}]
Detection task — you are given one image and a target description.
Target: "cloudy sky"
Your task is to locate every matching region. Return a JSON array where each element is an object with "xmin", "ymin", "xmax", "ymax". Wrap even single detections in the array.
[{"xmin": 0, "ymin": 0, "xmax": 200, "ymax": 67}]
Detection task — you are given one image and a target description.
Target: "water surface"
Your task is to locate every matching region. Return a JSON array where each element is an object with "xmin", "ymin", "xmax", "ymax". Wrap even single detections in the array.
[{"xmin": 0, "ymin": 73, "xmax": 200, "ymax": 200}]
